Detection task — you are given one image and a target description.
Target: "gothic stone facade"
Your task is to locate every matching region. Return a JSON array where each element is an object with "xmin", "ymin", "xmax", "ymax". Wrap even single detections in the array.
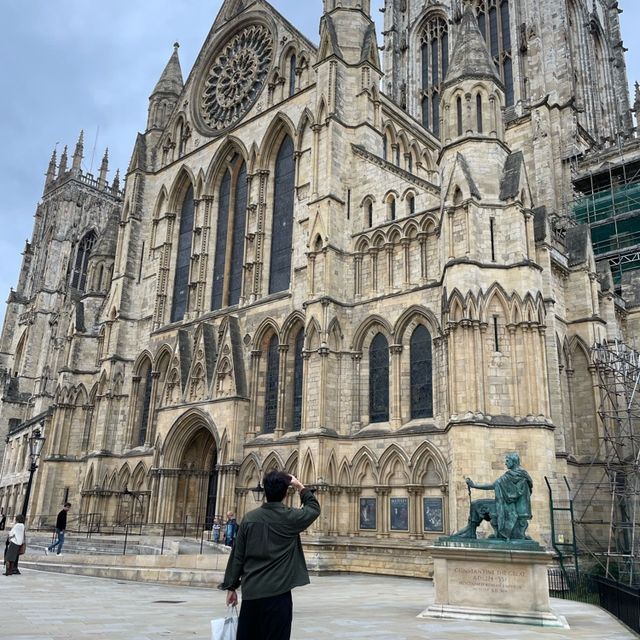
[{"xmin": 1, "ymin": 0, "xmax": 638, "ymax": 575}]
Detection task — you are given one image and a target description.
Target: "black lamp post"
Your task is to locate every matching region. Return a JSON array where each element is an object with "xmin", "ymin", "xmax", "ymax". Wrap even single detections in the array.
[
  {"xmin": 21, "ymin": 426, "xmax": 46, "ymax": 518},
  {"xmin": 251, "ymin": 481, "xmax": 265, "ymax": 502}
]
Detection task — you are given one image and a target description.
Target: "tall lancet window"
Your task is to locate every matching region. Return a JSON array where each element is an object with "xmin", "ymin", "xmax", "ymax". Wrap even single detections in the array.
[
  {"xmin": 72, "ymin": 231, "xmax": 97, "ymax": 292},
  {"xmin": 171, "ymin": 185, "xmax": 195, "ymax": 322},
  {"xmin": 137, "ymin": 362, "xmax": 153, "ymax": 446},
  {"xmin": 269, "ymin": 135, "xmax": 295, "ymax": 294},
  {"xmin": 421, "ymin": 16, "xmax": 449, "ymax": 138},
  {"xmin": 263, "ymin": 334, "xmax": 280, "ymax": 433},
  {"xmin": 369, "ymin": 333, "xmax": 390, "ymax": 423},
  {"xmin": 292, "ymin": 328, "xmax": 304, "ymax": 431},
  {"xmin": 410, "ymin": 325, "xmax": 433, "ymax": 419},
  {"xmin": 288, "ymin": 54, "xmax": 297, "ymax": 97},
  {"xmin": 475, "ymin": 0, "xmax": 514, "ymax": 106},
  {"xmin": 212, "ymin": 158, "xmax": 248, "ymax": 310},
  {"xmin": 212, "ymin": 171, "xmax": 231, "ymax": 311}
]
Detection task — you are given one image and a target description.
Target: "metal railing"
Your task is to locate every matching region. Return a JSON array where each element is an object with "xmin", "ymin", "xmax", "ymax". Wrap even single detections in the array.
[{"xmin": 28, "ymin": 514, "xmax": 228, "ymax": 557}]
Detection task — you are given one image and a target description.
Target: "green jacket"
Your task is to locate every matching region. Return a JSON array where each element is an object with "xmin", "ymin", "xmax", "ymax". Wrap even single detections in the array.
[{"xmin": 221, "ymin": 488, "xmax": 321, "ymax": 600}]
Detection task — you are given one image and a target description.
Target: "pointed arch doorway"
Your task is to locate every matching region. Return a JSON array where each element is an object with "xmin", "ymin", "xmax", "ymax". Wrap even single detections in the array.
[{"xmin": 160, "ymin": 412, "xmax": 219, "ymax": 528}]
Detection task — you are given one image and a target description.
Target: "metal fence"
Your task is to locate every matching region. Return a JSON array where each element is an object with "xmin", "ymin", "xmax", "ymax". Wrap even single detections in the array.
[{"xmin": 549, "ymin": 568, "xmax": 640, "ymax": 634}]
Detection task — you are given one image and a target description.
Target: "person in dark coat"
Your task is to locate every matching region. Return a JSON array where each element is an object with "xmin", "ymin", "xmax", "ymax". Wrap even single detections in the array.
[
  {"xmin": 0, "ymin": 507, "xmax": 6, "ymax": 530},
  {"xmin": 221, "ymin": 471, "xmax": 321, "ymax": 640},
  {"xmin": 223, "ymin": 511, "xmax": 238, "ymax": 547},
  {"xmin": 45, "ymin": 503, "xmax": 70, "ymax": 556}
]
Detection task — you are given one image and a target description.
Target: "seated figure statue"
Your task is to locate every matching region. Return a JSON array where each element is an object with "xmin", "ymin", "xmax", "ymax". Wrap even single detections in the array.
[{"xmin": 450, "ymin": 452, "xmax": 533, "ymax": 541}]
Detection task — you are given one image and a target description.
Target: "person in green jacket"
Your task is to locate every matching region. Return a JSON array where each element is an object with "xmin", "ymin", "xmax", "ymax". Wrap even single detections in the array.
[{"xmin": 221, "ymin": 471, "xmax": 321, "ymax": 640}]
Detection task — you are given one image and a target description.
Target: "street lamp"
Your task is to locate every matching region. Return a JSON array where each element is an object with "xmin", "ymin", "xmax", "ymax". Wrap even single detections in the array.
[
  {"xmin": 21, "ymin": 426, "xmax": 46, "ymax": 518},
  {"xmin": 251, "ymin": 481, "xmax": 265, "ymax": 502}
]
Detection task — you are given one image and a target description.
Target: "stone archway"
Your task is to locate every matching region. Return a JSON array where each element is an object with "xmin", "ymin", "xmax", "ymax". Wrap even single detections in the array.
[
  {"xmin": 174, "ymin": 427, "xmax": 218, "ymax": 526},
  {"xmin": 155, "ymin": 410, "xmax": 220, "ymax": 527}
]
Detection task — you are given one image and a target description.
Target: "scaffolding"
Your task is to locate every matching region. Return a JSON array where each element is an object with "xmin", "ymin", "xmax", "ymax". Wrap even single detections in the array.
[
  {"xmin": 571, "ymin": 153, "xmax": 640, "ymax": 288},
  {"xmin": 573, "ymin": 340, "xmax": 640, "ymax": 586}
]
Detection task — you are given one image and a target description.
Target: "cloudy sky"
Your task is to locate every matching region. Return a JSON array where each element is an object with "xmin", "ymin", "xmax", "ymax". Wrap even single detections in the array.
[{"xmin": 0, "ymin": 0, "xmax": 639, "ymax": 330}]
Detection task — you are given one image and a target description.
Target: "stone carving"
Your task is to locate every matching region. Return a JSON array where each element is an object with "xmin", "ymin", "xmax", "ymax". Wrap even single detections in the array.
[
  {"xmin": 450, "ymin": 452, "xmax": 533, "ymax": 541},
  {"xmin": 201, "ymin": 24, "xmax": 273, "ymax": 132}
]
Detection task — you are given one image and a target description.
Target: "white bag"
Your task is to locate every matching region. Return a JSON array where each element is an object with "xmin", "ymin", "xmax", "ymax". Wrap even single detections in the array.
[{"xmin": 211, "ymin": 606, "xmax": 238, "ymax": 640}]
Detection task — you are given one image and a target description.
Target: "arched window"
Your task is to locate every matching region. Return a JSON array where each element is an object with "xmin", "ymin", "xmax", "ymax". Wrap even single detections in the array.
[
  {"xmin": 410, "ymin": 325, "xmax": 433, "ymax": 419},
  {"xmin": 388, "ymin": 196, "xmax": 396, "ymax": 221},
  {"xmin": 269, "ymin": 136, "xmax": 295, "ymax": 294},
  {"xmin": 369, "ymin": 333, "xmax": 389, "ymax": 423},
  {"xmin": 383, "ymin": 134, "xmax": 389, "ymax": 161},
  {"xmin": 71, "ymin": 231, "xmax": 97, "ymax": 292},
  {"xmin": 476, "ymin": 94, "xmax": 483, "ymax": 132},
  {"xmin": 407, "ymin": 193, "xmax": 416, "ymax": 215},
  {"xmin": 264, "ymin": 334, "xmax": 280, "ymax": 433},
  {"xmin": 367, "ymin": 200, "xmax": 374, "ymax": 228},
  {"xmin": 456, "ymin": 96, "xmax": 463, "ymax": 136},
  {"xmin": 288, "ymin": 53, "xmax": 297, "ymax": 97},
  {"xmin": 421, "ymin": 16, "xmax": 449, "ymax": 138},
  {"xmin": 474, "ymin": 0, "xmax": 513, "ymax": 106},
  {"xmin": 137, "ymin": 363, "xmax": 153, "ymax": 446},
  {"xmin": 171, "ymin": 185, "xmax": 195, "ymax": 322},
  {"xmin": 212, "ymin": 159, "xmax": 247, "ymax": 310},
  {"xmin": 212, "ymin": 170, "xmax": 231, "ymax": 311},
  {"xmin": 395, "ymin": 145, "xmax": 401, "ymax": 167},
  {"xmin": 292, "ymin": 328, "xmax": 304, "ymax": 431}
]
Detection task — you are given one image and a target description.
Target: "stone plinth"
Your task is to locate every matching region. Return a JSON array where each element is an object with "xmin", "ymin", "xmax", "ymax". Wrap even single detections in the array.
[{"xmin": 419, "ymin": 544, "xmax": 569, "ymax": 628}]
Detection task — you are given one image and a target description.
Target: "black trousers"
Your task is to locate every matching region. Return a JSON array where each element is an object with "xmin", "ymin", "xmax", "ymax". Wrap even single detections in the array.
[{"xmin": 237, "ymin": 591, "xmax": 292, "ymax": 640}]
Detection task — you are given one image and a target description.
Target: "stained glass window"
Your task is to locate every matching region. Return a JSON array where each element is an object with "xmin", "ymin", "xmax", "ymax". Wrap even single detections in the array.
[
  {"xmin": 269, "ymin": 136, "xmax": 295, "ymax": 294},
  {"xmin": 171, "ymin": 185, "xmax": 195, "ymax": 322},
  {"xmin": 229, "ymin": 162, "xmax": 247, "ymax": 306},
  {"xmin": 475, "ymin": 0, "xmax": 514, "ymax": 106},
  {"xmin": 369, "ymin": 333, "xmax": 389, "ymax": 423},
  {"xmin": 264, "ymin": 334, "xmax": 279, "ymax": 433},
  {"xmin": 410, "ymin": 325, "xmax": 433, "ymax": 419},
  {"xmin": 292, "ymin": 328, "xmax": 304, "ymax": 431},
  {"xmin": 421, "ymin": 17, "xmax": 448, "ymax": 138},
  {"xmin": 71, "ymin": 231, "xmax": 97, "ymax": 292},
  {"xmin": 138, "ymin": 365, "xmax": 152, "ymax": 446},
  {"xmin": 212, "ymin": 171, "xmax": 231, "ymax": 311}
]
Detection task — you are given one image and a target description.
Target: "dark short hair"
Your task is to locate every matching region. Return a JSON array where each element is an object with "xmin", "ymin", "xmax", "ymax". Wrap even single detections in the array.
[
  {"xmin": 263, "ymin": 471, "xmax": 291, "ymax": 502},
  {"xmin": 15, "ymin": 514, "xmax": 25, "ymax": 523},
  {"xmin": 64, "ymin": 503, "xmax": 71, "ymax": 508}
]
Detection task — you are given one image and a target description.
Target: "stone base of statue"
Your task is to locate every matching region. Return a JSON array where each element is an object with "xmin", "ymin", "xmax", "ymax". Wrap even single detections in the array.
[{"xmin": 418, "ymin": 542, "xmax": 569, "ymax": 628}]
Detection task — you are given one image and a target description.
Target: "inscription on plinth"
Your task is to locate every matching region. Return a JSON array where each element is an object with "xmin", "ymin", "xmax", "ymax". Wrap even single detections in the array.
[{"xmin": 451, "ymin": 566, "xmax": 527, "ymax": 594}]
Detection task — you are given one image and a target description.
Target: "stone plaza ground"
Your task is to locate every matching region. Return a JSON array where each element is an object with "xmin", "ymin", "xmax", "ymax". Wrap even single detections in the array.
[{"xmin": 2, "ymin": 569, "xmax": 636, "ymax": 639}]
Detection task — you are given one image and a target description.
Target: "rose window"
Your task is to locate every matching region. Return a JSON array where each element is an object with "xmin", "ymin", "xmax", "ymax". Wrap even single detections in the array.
[{"xmin": 200, "ymin": 24, "xmax": 273, "ymax": 131}]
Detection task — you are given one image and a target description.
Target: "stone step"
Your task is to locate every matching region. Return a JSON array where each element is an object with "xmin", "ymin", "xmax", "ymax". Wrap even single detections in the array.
[{"xmin": 21, "ymin": 558, "xmax": 225, "ymax": 587}]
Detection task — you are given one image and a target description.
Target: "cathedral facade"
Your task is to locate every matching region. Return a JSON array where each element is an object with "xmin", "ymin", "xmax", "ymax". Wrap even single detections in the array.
[{"xmin": 1, "ymin": 0, "xmax": 639, "ymax": 575}]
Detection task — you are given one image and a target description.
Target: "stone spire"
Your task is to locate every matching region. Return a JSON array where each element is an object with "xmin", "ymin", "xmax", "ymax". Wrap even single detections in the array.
[
  {"xmin": 98, "ymin": 149, "xmax": 109, "ymax": 187},
  {"xmin": 112, "ymin": 169, "xmax": 121, "ymax": 193},
  {"xmin": 442, "ymin": 4, "xmax": 502, "ymax": 91},
  {"xmin": 147, "ymin": 43, "xmax": 184, "ymax": 131},
  {"xmin": 151, "ymin": 42, "xmax": 184, "ymax": 97},
  {"xmin": 634, "ymin": 81, "xmax": 640, "ymax": 127},
  {"xmin": 72, "ymin": 130, "xmax": 84, "ymax": 174},
  {"xmin": 45, "ymin": 148, "xmax": 57, "ymax": 189},
  {"xmin": 58, "ymin": 145, "xmax": 68, "ymax": 175}
]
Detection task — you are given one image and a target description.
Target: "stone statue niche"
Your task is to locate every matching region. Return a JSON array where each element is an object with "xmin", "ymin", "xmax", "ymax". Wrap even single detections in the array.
[{"xmin": 445, "ymin": 452, "xmax": 542, "ymax": 549}]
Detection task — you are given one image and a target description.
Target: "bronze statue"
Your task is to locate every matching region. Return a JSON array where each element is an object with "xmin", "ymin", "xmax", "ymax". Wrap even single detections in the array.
[{"xmin": 450, "ymin": 452, "xmax": 533, "ymax": 541}]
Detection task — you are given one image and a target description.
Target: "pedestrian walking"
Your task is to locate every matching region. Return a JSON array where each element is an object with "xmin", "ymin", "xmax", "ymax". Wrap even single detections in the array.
[
  {"xmin": 221, "ymin": 471, "xmax": 321, "ymax": 640},
  {"xmin": 4, "ymin": 514, "xmax": 25, "ymax": 576},
  {"xmin": 45, "ymin": 502, "xmax": 70, "ymax": 556},
  {"xmin": 223, "ymin": 511, "xmax": 238, "ymax": 547},
  {"xmin": 0, "ymin": 507, "xmax": 6, "ymax": 530}
]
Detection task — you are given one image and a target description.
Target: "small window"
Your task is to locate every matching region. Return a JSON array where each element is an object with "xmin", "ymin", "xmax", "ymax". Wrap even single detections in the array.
[
  {"xmin": 407, "ymin": 194, "xmax": 416, "ymax": 215},
  {"xmin": 388, "ymin": 197, "xmax": 396, "ymax": 221},
  {"xmin": 367, "ymin": 201, "xmax": 374, "ymax": 227},
  {"xmin": 456, "ymin": 96, "xmax": 463, "ymax": 136},
  {"xmin": 289, "ymin": 54, "xmax": 297, "ymax": 97},
  {"xmin": 476, "ymin": 94, "xmax": 483, "ymax": 133}
]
